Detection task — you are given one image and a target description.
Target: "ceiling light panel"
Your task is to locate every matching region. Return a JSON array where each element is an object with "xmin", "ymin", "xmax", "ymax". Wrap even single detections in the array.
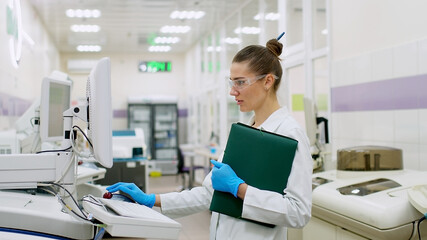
[
  {"xmin": 71, "ymin": 25, "xmax": 100, "ymax": 33},
  {"xmin": 76, "ymin": 45, "xmax": 102, "ymax": 52},
  {"xmin": 154, "ymin": 37, "xmax": 180, "ymax": 44},
  {"xmin": 66, "ymin": 9, "xmax": 101, "ymax": 18},
  {"xmin": 148, "ymin": 45, "xmax": 171, "ymax": 52},
  {"xmin": 170, "ymin": 10, "xmax": 205, "ymax": 19},
  {"xmin": 160, "ymin": 25, "xmax": 191, "ymax": 33},
  {"xmin": 234, "ymin": 27, "xmax": 260, "ymax": 35},
  {"xmin": 225, "ymin": 37, "xmax": 241, "ymax": 44},
  {"xmin": 253, "ymin": 12, "xmax": 280, "ymax": 21}
]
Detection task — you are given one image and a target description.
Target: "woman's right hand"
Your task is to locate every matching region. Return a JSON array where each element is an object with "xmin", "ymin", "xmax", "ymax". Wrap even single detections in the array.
[{"xmin": 106, "ymin": 182, "xmax": 156, "ymax": 208}]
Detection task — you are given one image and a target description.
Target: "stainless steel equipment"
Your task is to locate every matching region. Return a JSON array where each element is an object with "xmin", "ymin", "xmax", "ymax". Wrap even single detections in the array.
[{"xmin": 337, "ymin": 145, "xmax": 403, "ymax": 171}]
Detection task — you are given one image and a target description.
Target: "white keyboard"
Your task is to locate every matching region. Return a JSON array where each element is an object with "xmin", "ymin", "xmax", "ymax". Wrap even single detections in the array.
[
  {"xmin": 99, "ymin": 198, "xmax": 167, "ymax": 221},
  {"xmin": 82, "ymin": 197, "xmax": 181, "ymax": 239}
]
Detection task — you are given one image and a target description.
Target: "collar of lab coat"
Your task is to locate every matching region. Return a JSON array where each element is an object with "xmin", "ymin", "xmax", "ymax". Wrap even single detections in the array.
[{"xmin": 248, "ymin": 106, "xmax": 289, "ymax": 133}]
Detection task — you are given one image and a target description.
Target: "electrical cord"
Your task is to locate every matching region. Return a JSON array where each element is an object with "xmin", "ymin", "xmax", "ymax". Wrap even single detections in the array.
[
  {"xmin": 39, "ymin": 182, "xmax": 88, "ymax": 220},
  {"xmin": 36, "ymin": 146, "xmax": 72, "ymax": 154},
  {"xmin": 30, "ymin": 117, "xmax": 35, "ymax": 127},
  {"xmin": 418, "ymin": 214, "xmax": 427, "ymax": 240},
  {"xmin": 72, "ymin": 125, "xmax": 93, "ymax": 149},
  {"xmin": 70, "ymin": 126, "xmax": 94, "ymax": 159},
  {"xmin": 82, "ymin": 194, "xmax": 108, "ymax": 212},
  {"xmin": 38, "ymin": 184, "xmax": 92, "ymax": 222}
]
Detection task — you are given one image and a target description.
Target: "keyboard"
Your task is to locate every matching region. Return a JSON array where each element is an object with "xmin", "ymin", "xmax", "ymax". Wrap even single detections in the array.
[
  {"xmin": 82, "ymin": 196, "xmax": 181, "ymax": 239},
  {"xmin": 99, "ymin": 198, "xmax": 169, "ymax": 221}
]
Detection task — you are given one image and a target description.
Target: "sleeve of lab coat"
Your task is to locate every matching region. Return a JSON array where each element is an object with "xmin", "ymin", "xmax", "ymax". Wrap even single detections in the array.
[
  {"xmin": 241, "ymin": 128, "xmax": 313, "ymax": 228},
  {"xmin": 159, "ymin": 153, "xmax": 223, "ymax": 219}
]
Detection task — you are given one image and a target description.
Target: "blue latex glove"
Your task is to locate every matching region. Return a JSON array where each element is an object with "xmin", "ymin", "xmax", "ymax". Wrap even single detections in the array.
[
  {"xmin": 106, "ymin": 182, "xmax": 156, "ymax": 208},
  {"xmin": 210, "ymin": 160, "xmax": 244, "ymax": 198}
]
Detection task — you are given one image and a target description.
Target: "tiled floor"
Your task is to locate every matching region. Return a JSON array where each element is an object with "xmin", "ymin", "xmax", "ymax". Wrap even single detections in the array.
[{"xmin": 147, "ymin": 175, "xmax": 211, "ymax": 240}]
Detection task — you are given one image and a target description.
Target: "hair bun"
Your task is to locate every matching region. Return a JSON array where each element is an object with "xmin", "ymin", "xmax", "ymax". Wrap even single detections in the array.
[{"xmin": 266, "ymin": 39, "xmax": 283, "ymax": 58}]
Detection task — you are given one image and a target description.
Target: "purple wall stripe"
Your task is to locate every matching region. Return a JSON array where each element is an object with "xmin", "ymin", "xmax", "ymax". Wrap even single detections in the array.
[
  {"xmin": 331, "ymin": 74, "xmax": 427, "ymax": 112},
  {"xmin": 178, "ymin": 109, "xmax": 188, "ymax": 117},
  {"xmin": 113, "ymin": 109, "xmax": 128, "ymax": 118},
  {"xmin": 0, "ymin": 92, "xmax": 32, "ymax": 117}
]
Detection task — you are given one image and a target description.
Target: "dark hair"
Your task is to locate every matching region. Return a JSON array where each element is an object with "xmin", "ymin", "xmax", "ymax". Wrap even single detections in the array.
[{"xmin": 232, "ymin": 39, "xmax": 283, "ymax": 92}]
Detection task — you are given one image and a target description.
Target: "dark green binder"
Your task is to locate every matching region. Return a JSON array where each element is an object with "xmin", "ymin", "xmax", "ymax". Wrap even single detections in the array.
[{"xmin": 209, "ymin": 122, "xmax": 298, "ymax": 227}]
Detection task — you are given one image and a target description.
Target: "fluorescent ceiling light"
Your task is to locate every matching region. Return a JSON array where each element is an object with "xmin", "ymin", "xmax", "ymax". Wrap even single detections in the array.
[
  {"xmin": 66, "ymin": 9, "xmax": 101, "ymax": 18},
  {"xmin": 170, "ymin": 10, "xmax": 205, "ymax": 19},
  {"xmin": 154, "ymin": 37, "xmax": 180, "ymax": 44},
  {"xmin": 148, "ymin": 46, "xmax": 171, "ymax": 52},
  {"xmin": 225, "ymin": 37, "xmax": 241, "ymax": 45},
  {"xmin": 160, "ymin": 25, "xmax": 191, "ymax": 33},
  {"xmin": 321, "ymin": 29, "xmax": 328, "ymax": 35},
  {"xmin": 206, "ymin": 46, "xmax": 221, "ymax": 52},
  {"xmin": 71, "ymin": 25, "xmax": 100, "ymax": 33},
  {"xmin": 76, "ymin": 45, "xmax": 102, "ymax": 52},
  {"xmin": 254, "ymin": 12, "xmax": 280, "ymax": 21},
  {"xmin": 234, "ymin": 27, "xmax": 260, "ymax": 35}
]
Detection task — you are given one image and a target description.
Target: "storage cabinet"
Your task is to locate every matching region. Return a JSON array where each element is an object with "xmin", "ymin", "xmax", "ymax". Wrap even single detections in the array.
[
  {"xmin": 128, "ymin": 102, "xmax": 179, "ymax": 174},
  {"xmin": 95, "ymin": 160, "xmax": 148, "ymax": 192},
  {"xmin": 287, "ymin": 217, "xmax": 368, "ymax": 240}
]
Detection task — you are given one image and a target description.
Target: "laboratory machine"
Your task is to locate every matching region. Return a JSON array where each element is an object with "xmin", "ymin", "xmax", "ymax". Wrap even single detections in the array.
[
  {"xmin": 0, "ymin": 58, "xmax": 181, "ymax": 239},
  {"xmin": 292, "ymin": 146, "xmax": 427, "ymax": 240}
]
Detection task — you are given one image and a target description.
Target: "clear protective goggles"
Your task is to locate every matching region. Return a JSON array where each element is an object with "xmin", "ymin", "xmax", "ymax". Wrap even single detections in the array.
[{"xmin": 227, "ymin": 74, "xmax": 277, "ymax": 91}]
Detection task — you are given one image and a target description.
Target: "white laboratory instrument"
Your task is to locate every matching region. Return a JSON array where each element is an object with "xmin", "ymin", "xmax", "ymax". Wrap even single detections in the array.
[
  {"xmin": 310, "ymin": 170, "xmax": 427, "ymax": 239},
  {"xmin": 0, "ymin": 58, "xmax": 181, "ymax": 239},
  {"xmin": 83, "ymin": 198, "xmax": 181, "ymax": 239},
  {"xmin": 408, "ymin": 185, "xmax": 427, "ymax": 214},
  {"xmin": 289, "ymin": 146, "xmax": 427, "ymax": 240},
  {"xmin": 0, "ymin": 190, "xmax": 94, "ymax": 239},
  {"xmin": 0, "ymin": 129, "xmax": 19, "ymax": 154},
  {"xmin": 112, "ymin": 128, "xmax": 147, "ymax": 159}
]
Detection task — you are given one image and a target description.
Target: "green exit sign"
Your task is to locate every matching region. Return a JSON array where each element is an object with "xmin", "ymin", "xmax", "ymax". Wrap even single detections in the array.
[{"xmin": 138, "ymin": 61, "xmax": 171, "ymax": 73}]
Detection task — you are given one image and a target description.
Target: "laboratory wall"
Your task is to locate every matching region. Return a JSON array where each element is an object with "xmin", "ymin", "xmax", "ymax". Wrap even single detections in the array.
[
  {"xmin": 0, "ymin": 0, "xmax": 60, "ymax": 130},
  {"xmin": 330, "ymin": 0, "xmax": 427, "ymax": 170},
  {"xmin": 60, "ymin": 52, "xmax": 187, "ymax": 132}
]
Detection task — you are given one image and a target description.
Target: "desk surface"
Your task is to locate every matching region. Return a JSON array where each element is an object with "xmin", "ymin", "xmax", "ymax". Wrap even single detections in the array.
[
  {"xmin": 193, "ymin": 148, "xmax": 221, "ymax": 160},
  {"xmin": 0, "ymin": 190, "xmax": 93, "ymax": 239}
]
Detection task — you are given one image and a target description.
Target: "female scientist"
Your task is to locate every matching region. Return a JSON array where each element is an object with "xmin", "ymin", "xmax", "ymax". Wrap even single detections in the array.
[{"xmin": 107, "ymin": 36, "xmax": 313, "ymax": 240}]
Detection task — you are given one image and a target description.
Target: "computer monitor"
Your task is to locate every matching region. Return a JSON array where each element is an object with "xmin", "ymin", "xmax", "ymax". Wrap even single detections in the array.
[
  {"xmin": 0, "ymin": 58, "xmax": 112, "ymax": 190},
  {"xmin": 40, "ymin": 77, "xmax": 71, "ymax": 143},
  {"xmin": 85, "ymin": 57, "xmax": 113, "ymax": 168}
]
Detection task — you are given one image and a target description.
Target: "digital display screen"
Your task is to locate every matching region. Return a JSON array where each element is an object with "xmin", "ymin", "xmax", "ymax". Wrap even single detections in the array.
[
  {"xmin": 48, "ymin": 82, "xmax": 70, "ymax": 137},
  {"xmin": 138, "ymin": 61, "xmax": 171, "ymax": 73}
]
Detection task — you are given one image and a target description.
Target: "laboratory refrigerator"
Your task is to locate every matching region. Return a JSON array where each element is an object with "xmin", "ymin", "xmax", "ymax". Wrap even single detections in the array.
[{"xmin": 128, "ymin": 103, "xmax": 179, "ymax": 174}]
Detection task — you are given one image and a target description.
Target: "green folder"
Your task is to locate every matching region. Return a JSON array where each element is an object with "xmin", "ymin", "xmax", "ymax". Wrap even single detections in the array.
[{"xmin": 209, "ymin": 122, "xmax": 298, "ymax": 227}]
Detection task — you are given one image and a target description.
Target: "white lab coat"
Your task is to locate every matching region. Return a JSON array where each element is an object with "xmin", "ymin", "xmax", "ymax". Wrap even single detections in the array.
[{"xmin": 160, "ymin": 107, "xmax": 312, "ymax": 240}]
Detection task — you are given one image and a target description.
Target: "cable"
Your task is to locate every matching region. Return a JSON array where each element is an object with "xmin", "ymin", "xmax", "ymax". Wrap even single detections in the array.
[
  {"xmin": 56, "ymin": 195, "xmax": 90, "ymax": 222},
  {"xmin": 70, "ymin": 127, "xmax": 94, "ymax": 159},
  {"xmin": 94, "ymin": 227, "xmax": 106, "ymax": 240},
  {"xmin": 72, "ymin": 125, "xmax": 93, "ymax": 149},
  {"xmin": 39, "ymin": 182, "xmax": 87, "ymax": 219},
  {"xmin": 82, "ymin": 195, "xmax": 109, "ymax": 213},
  {"xmin": 36, "ymin": 146, "xmax": 72, "ymax": 154},
  {"xmin": 418, "ymin": 214, "xmax": 426, "ymax": 240},
  {"xmin": 38, "ymin": 184, "xmax": 92, "ymax": 222},
  {"xmin": 30, "ymin": 117, "xmax": 36, "ymax": 127}
]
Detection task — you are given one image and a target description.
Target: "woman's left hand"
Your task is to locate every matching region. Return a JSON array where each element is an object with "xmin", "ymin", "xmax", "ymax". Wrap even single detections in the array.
[{"xmin": 210, "ymin": 160, "xmax": 244, "ymax": 198}]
